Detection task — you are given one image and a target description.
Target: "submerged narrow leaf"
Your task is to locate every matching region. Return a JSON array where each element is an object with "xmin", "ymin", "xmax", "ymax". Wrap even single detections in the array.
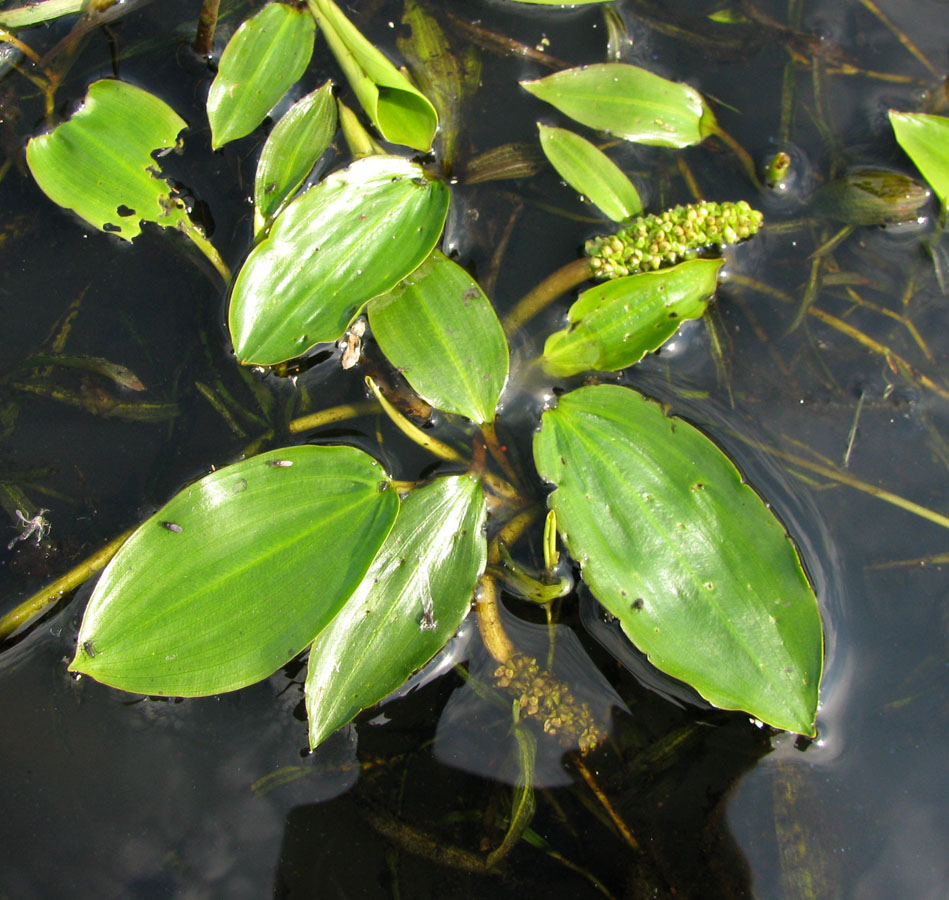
[
  {"xmin": 254, "ymin": 80, "xmax": 338, "ymax": 230},
  {"xmin": 542, "ymin": 258, "xmax": 723, "ymax": 376},
  {"xmin": 308, "ymin": 0, "xmax": 438, "ymax": 151},
  {"xmin": 70, "ymin": 446, "xmax": 399, "ymax": 697},
  {"xmin": 306, "ymin": 475, "xmax": 487, "ymax": 749},
  {"xmin": 26, "ymin": 80, "xmax": 188, "ymax": 241},
  {"xmin": 229, "ymin": 155, "xmax": 450, "ymax": 366},
  {"xmin": 207, "ymin": 3, "xmax": 316, "ymax": 149},
  {"xmin": 522, "ymin": 63, "xmax": 716, "ymax": 148},
  {"xmin": 369, "ymin": 251, "xmax": 509, "ymax": 424},
  {"xmin": 399, "ymin": 0, "xmax": 481, "ymax": 170},
  {"xmin": 537, "ymin": 123, "xmax": 642, "ymax": 221},
  {"xmin": 888, "ymin": 111, "xmax": 949, "ymax": 214},
  {"xmin": 533, "ymin": 385, "xmax": 822, "ymax": 734}
]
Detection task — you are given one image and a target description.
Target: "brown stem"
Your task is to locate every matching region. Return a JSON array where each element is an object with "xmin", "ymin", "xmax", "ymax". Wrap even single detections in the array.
[{"xmin": 192, "ymin": 0, "xmax": 221, "ymax": 58}]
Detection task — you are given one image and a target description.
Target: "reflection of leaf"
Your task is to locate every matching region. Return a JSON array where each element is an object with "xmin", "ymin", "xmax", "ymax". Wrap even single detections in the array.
[
  {"xmin": 306, "ymin": 475, "xmax": 486, "ymax": 749},
  {"xmin": 537, "ymin": 124, "xmax": 642, "ymax": 222},
  {"xmin": 522, "ymin": 63, "xmax": 716, "ymax": 148},
  {"xmin": 534, "ymin": 384, "xmax": 823, "ymax": 735},
  {"xmin": 542, "ymin": 259, "xmax": 723, "ymax": 376},
  {"xmin": 26, "ymin": 80, "xmax": 188, "ymax": 241},
  {"xmin": 70, "ymin": 446, "xmax": 399, "ymax": 697},
  {"xmin": 207, "ymin": 2, "xmax": 316, "ymax": 149},
  {"xmin": 254, "ymin": 80, "xmax": 338, "ymax": 231},
  {"xmin": 308, "ymin": 0, "xmax": 438, "ymax": 151},
  {"xmin": 889, "ymin": 111, "xmax": 949, "ymax": 215},
  {"xmin": 370, "ymin": 251, "xmax": 509, "ymax": 424},
  {"xmin": 399, "ymin": 0, "xmax": 480, "ymax": 171},
  {"xmin": 229, "ymin": 156, "xmax": 450, "ymax": 366}
]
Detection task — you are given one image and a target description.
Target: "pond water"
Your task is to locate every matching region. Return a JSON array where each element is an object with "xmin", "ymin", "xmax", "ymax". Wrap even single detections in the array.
[{"xmin": 1, "ymin": 0, "xmax": 947, "ymax": 897}]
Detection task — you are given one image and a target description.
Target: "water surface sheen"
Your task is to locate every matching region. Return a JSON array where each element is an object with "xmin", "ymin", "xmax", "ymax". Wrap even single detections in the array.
[{"xmin": 0, "ymin": 1, "xmax": 947, "ymax": 897}]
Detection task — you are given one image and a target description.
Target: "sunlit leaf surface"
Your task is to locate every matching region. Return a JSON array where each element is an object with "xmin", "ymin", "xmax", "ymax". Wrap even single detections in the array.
[
  {"xmin": 70, "ymin": 446, "xmax": 399, "ymax": 697},
  {"xmin": 306, "ymin": 475, "xmax": 486, "ymax": 749},
  {"xmin": 229, "ymin": 155, "xmax": 450, "ymax": 366},
  {"xmin": 309, "ymin": 0, "xmax": 437, "ymax": 151},
  {"xmin": 207, "ymin": 2, "xmax": 315, "ymax": 149},
  {"xmin": 254, "ymin": 80, "xmax": 337, "ymax": 230},
  {"xmin": 889, "ymin": 111, "xmax": 949, "ymax": 214},
  {"xmin": 369, "ymin": 251, "xmax": 509, "ymax": 424},
  {"xmin": 538, "ymin": 124, "xmax": 642, "ymax": 222},
  {"xmin": 26, "ymin": 80, "xmax": 188, "ymax": 241},
  {"xmin": 542, "ymin": 259, "xmax": 723, "ymax": 376},
  {"xmin": 522, "ymin": 63, "xmax": 715, "ymax": 148},
  {"xmin": 534, "ymin": 384, "xmax": 822, "ymax": 734}
]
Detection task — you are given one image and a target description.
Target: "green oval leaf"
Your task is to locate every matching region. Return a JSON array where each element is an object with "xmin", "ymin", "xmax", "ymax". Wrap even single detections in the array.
[
  {"xmin": 207, "ymin": 2, "xmax": 316, "ymax": 150},
  {"xmin": 533, "ymin": 384, "xmax": 823, "ymax": 735},
  {"xmin": 521, "ymin": 63, "xmax": 716, "ymax": 148},
  {"xmin": 229, "ymin": 155, "xmax": 450, "ymax": 366},
  {"xmin": 888, "ymin": 110, "xmax": 949, "ymax": 215},
  {"xmin": 537, "ymin": 124, "xmax": 642, "ymax": 222},
  {"xmin": 69, "ymin": 446, "xmax": 399, "ymax": 697},
  {"xmin": 26, "ymin": 79, "xmax": 188, "ymax": 242},
  {"xmin": 309, "ymin": 0, "xmax": 438, "ymax": 151},
  {"xmin": 542, "ymin": 258, "xmax": 723, "ymax": 377},
  {"xmin": 305, "ymin": 474, "xmax": 487, "ymax": 749},
  {"xmin": 369, "ymin": 251, "xmax": 509, "ymax": 424},
  {"xmin": 254, "ymin": 80, "xmax": 338, "ymax": 230}
]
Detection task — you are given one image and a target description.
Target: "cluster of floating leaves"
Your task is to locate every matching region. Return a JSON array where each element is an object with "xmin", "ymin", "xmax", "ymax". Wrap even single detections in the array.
[{"xmin": 586, "ymin": 199, "xmax": 764, "ymax": 279}]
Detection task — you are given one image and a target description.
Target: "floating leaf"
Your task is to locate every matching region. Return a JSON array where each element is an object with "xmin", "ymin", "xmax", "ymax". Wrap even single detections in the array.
[
  {"xmin": 254, "ymin": 80, "xmax": 337, "ymax": 230},
  {"xmin": 542, "ymin": 259, "xmax": 723, "ymax": 376},
  {"xmin": 70, "ymin": 446, "xmax": 399, "ymax": 697},
  {"xmin": 533, "ymin": 384, "xmax": 822, "ymax": 734},
  {"xmin": 369, "ymin": 251, "xmax": 509, "ymax": 424},
  {"xmin": 888, "ymin": 111, "xmax": 949, "ymax": 214},
  {"xmin": 308, "ymin": 0, "xmax": 437, "ymax": 151},
  {"xmin": 26, "ymin": 79, "xmax": 188, "ymax": 241},
  {"xmin": 537, "ymin": 123, "xmax": 642, "ymax": 221},
  {"xmin": 521, "ymin": 63, "xmax": 716, "ymax": 148},
  {"xmin": 306, "ymin": 475, "xmax": 487, "ymax": 749},
  {"xmin": 229, "ymin": 155, "xmax": 450, "ymax": 366},
  {"xmin": 207, "ymin": 3, "xmax": 315, "ymax": 149}
]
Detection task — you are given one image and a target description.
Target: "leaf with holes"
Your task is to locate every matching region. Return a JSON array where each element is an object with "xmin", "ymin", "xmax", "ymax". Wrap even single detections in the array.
[
  {"xmin": 26, "ymin": 79, "xmax": 188, "ymax": 241},
  {"xmin": 533, "ymin": 384, "xmax": 823, "ymax": 734}
]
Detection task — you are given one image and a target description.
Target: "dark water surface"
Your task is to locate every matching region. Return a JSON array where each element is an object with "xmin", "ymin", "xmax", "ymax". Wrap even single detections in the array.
[{"xmin": 1, "ymin": 1, "xmax": 947, "ymax": 897}]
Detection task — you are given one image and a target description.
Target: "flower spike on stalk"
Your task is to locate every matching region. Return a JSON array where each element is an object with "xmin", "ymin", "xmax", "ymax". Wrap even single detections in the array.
[{"xmin": 585, "ymin": 200, "xmax": 764, "ymax": 280}]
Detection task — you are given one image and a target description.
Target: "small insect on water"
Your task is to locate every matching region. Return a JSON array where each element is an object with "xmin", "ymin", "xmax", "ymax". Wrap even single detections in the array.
[
  {"xmin": 7, "ymin": 508, "xmax": 51, "ymax": 550},
  {"xmin": 160, "ymin": 521, "xmax": 183, "ymax": 533}
]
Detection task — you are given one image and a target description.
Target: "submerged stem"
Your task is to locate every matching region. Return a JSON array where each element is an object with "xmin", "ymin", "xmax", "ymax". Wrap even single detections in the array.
[
  {"xmin": 502, "ymin": 257, "xmax": 593, "ymax": 337},
  {"xmin": 179, "ymin": 219, "xmax": 231, "ymax": 283},
  {"xmin": 0, "ymin": 527, "xmax": 134, "ymax": 641}
]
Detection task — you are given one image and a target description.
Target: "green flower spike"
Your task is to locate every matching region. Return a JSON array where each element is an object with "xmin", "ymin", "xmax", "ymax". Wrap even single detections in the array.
[{"xmin": 585, "ymin": 200, "xmax": 764, "ymax": 279}]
